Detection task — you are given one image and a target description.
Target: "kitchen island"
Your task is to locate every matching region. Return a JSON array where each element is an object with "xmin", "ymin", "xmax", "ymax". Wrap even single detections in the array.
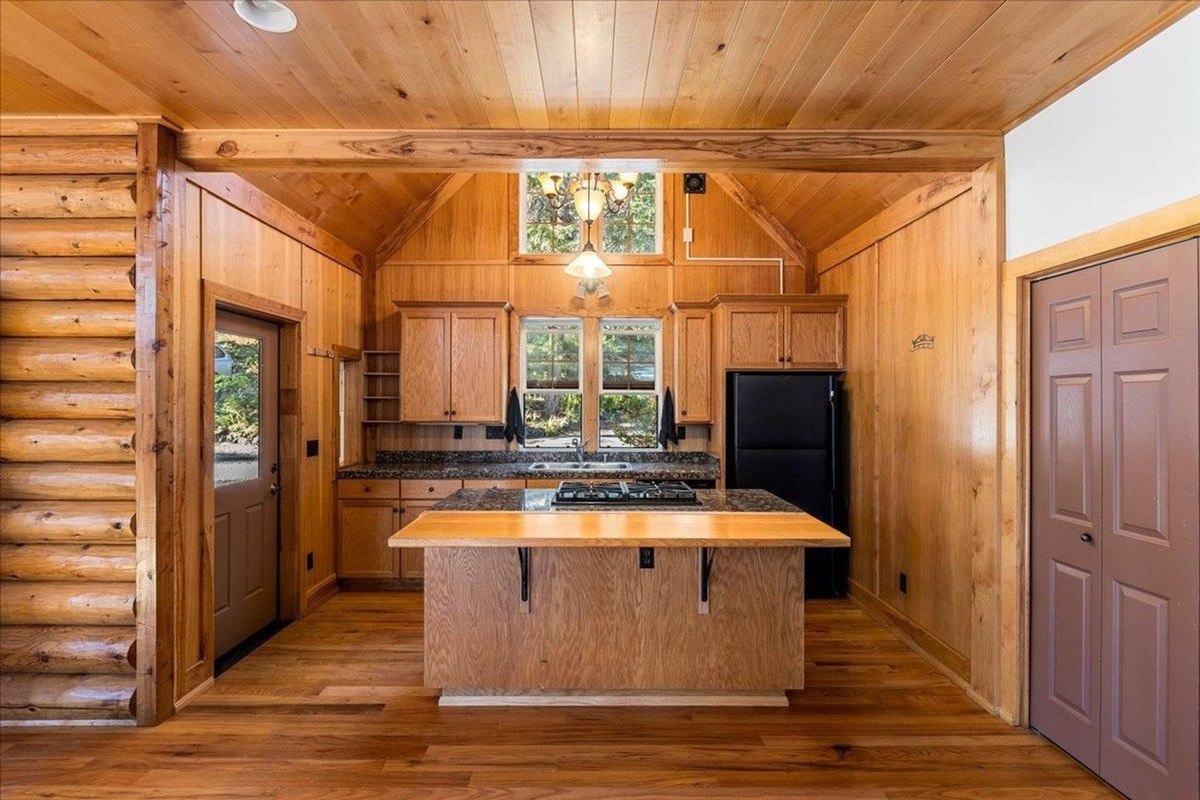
[{"xmin": 389, "ymin": 488, "xmax": 849, "ymax": 706}]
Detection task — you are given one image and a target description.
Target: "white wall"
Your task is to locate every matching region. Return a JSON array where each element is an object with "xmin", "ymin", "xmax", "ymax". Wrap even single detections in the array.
[{"xmin": 1005, "ymin": 11, "xmax": 1200, "ymax": 260}]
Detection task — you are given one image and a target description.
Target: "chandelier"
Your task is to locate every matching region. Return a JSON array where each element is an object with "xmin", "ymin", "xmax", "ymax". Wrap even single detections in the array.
[
  {"xmin": 536, "ymin": 172, "xmax": 639, "ymax": 219},
  {"xmin": 536, "ymin": 172, "xmax": 638, "ymax": 296}
]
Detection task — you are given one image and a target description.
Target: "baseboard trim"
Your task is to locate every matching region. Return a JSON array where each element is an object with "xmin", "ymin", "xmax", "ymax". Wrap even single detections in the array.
[
  {"xmin": 337, "ymin": 577, "xmax": 423, "ymax": 592},
  {"xmin": 305, "ymin": 574, "xmax": 338, "ymax": 612},
  {"xmin": 848, "ymin": 581, "xmax": 1000, "ymax": 719},
  {"xmin": 438, "ymin": 689, "xmax": 789, "ymax": 707}
]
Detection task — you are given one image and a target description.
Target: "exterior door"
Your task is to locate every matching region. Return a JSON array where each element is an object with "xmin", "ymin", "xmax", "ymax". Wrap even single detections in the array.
[
  {"xmin": 1097, "ymin": 240, "xmax": 1197, "ymax": 800},
  {"xmin": 213, "ymin": 311, "xmax": 280, "ymax": 659},
  {"xmin": 1031, "ymin": 239, "xmax": 1199, "ymax": 800},
  {"xmin": 1031, "ymin": 267, "xmax": 1104, "ymax": 770}
]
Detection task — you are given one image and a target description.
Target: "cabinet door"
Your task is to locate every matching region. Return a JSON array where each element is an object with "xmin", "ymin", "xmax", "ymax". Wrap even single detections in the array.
[
  {"xmin": 450, "ymin": 310, "xmax": 506, "ymax": 423},
  {"xmin": 400, "ymin": 311, "xmax": 451, "ymax": 422},
  {"xmin": 399, "ymin": 500, "xmax": 438, "ymax": 580},
  {"xmin": 725, "ymin": 307, "xmax": 783, "ymax": 368},
  {"xmin": 338, "ymin": 500, "xmax": 400, "ymax": 579},
  {"xmin": 675, "ymin": 311, "xmax": 712, "ymax": 422},
  {"xmin": 786, "ymin": 308, "xmax": 844, "ymax": 369}
]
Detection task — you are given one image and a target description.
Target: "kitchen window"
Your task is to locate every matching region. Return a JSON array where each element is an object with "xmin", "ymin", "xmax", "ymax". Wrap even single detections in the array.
[
  {"xmin": 519, "ymin": 172, "xmax": 662, "ymax": 255},
  {"xmin": 598, "ymin": 319, "xmax": 661, "ymax": 450},
  {"xmin": 520, "ymin": 318, "xmax": 583, "ymax": 448}
]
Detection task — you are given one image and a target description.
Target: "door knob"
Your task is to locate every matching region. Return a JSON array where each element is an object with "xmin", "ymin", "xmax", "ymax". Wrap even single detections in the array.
[
  {"xmin": 1080, "ymin": 532, "xmax": 1093, "ymax": 543},
  {"xmin": 269, "ymin": 484, "xmax": 280, "ymax": 496}
]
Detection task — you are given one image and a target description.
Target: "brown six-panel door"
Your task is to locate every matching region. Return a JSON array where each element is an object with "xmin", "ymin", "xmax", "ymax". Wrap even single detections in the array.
[
  {"xmin": 213, "ymin": 311, "xmax": 281, "ymax": 659},
  {"xmin": 1098, "ymin": 240, "xmax": 1198, "ymax": 800},
  {"xmin": 1031, "ymin": 266, "xmax": 1104, "ymax": 770},
  {"xmin": 1032, "ymin": 239, "xmax": 1199, "ymax": 800}
]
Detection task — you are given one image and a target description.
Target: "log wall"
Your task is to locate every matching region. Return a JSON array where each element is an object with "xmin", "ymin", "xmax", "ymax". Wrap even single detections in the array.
[{"xmin": 0, "ymin": 128, "xmax": 139, "ymax": 722}]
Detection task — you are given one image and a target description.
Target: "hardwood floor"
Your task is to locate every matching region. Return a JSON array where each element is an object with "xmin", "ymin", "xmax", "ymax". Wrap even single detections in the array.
[{"xmin": 0, "ymin": 592, "xmax": 1117, "ymax": 799}]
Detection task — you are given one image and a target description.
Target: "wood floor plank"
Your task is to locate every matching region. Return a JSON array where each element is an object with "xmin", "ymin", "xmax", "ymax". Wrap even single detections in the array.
[{"xmin": 0, "ymin": 593, "xmax": 1118, "ymax": 798}]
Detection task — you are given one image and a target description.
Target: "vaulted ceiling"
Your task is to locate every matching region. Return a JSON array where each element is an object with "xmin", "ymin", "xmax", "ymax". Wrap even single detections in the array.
[{"xmin": 1, "ymin": 0, "xmax": 1191, "ymax": 255}]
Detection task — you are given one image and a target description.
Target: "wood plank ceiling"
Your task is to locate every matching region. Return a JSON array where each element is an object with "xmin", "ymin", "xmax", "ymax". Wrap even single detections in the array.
[{"xmin": 0, "ymin": 0, "xmax": 1190, "ymax": 255}]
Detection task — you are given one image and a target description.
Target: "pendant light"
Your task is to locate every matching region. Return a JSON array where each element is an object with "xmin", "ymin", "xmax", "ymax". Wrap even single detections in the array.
[{"xmin": 565, "ymin": 218, "xmax": 611, "ymax": 296}]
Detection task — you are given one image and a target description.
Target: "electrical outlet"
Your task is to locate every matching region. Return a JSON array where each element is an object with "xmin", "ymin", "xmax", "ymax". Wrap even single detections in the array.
[
  {"xmin": 306, "ymin": 552, "xmax": 314, "ymax": 571},
  {"xmin": 899, "ymin": 572, "xmax": 907, "ymax": 594},
  {"xmin": 675, "ymin": 425, "xmax": 687, "ymax": 440},
  {"xmin": 453, "ymin": 425, "xmax": 463, "ymax": 440},
  {"xmin": 485, "ymin": 425, "xmax": 505, "ymax": 440},
  {"xmin": 306, "ymin": 439, "xmax": 319, "ymax": 457},
  {"xmin": 639, "ymin": 547, "xmax": 654, "ymax": 569}
]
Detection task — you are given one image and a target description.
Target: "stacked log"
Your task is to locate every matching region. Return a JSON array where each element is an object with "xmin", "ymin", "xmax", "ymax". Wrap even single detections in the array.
[{"xmin": 0, "ymin": 133, "xmax": 138, "ymax": 722}]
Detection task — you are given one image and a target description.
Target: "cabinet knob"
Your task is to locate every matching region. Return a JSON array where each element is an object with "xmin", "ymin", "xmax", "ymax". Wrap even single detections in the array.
[
  {"xmin": 786, "ymin": 356, "xmax": 793, "ymax": 363},
  {"xmin": 393, "ymin": 507, "xmax": 399, "ymax": 513},
  {"xmin": 427, "ymin": 486, "xmax": 435, "ymax": 493},
  {"xmin": 681, "ymin": 409, "xmax": 688, "ymax": 415},
  {"xmin": 777, "ymin": 356, "xmax": 785, "ymax": 363},
  {"xmin": 443, "ymin": 410, "xmax": 450, "ymax": 416},
  {"xmin": 450, "ymin": 410, "xmax": 457, "ymax": 416}
]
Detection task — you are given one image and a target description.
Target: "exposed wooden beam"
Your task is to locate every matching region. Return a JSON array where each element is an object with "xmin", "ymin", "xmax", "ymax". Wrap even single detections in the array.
[
  {"xmin": 709, "ymin": 173, "xmax": 812, "ymax": 271},
  {"xmin": 374, "ymin": 173, "xmax": 474, "ymax": 265},
  {"xmin": 178, "ymin": 129, "xmax": 1002, "ymax": 173},
  {"xmin": 815, "ymin": 173, "xmax": 974, "ymax": 272}
]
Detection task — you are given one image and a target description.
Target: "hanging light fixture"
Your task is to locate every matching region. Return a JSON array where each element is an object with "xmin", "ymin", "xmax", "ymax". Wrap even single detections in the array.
[
  {"xmin": 565, "ymin": 216, "xmax": 611, "ymax": 298},
  {"xmin": 538, "ymin": 172, "xmax": 638, "ymax": 217}
]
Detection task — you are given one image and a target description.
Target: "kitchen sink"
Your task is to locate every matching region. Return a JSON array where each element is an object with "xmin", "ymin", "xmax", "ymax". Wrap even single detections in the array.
[{"xmin": 528, "ymin": 462, "xmax": 633, "ymax": 471}]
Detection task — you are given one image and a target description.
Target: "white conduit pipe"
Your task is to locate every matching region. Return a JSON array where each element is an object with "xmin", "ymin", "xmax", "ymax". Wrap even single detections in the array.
[{"xmin": 682, "ymin": 191, "xmax": 786, "ymax": 295}]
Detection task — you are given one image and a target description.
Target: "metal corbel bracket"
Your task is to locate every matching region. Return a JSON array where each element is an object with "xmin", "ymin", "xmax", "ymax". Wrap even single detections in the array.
[
  {"xmin": 517, "ymin": 547, "xmax": 531, "ymax": 613},
  {"xmin": 698, "ymin": 547, "xmax": 715, "ymax": 614}
]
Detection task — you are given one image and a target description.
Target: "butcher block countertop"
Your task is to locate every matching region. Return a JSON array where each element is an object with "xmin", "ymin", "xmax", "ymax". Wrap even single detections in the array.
[{"xmin": 388, "ymin": 489, "xmax": 849, "ymax": 549}]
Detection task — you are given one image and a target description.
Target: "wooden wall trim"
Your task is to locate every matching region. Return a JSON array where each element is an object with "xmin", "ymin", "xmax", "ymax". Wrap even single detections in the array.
[
  {"xmin": 708, "ymin": 173, "xmax": 812, "ymax": 274},
  {"xmin": 133, "ymin": 123, "xmax": 177, "ymax": 726},
  {"xmin": 816, "ymin": 173, "xmax": 974, "ymax": 273},
  {"xmin": 1004, "ymin": 194, "xmax": 1200, "ymax": 281},
  {"xmin": 182, "ymin": 171, "xmax": 364, "ymax": 272},
  {"xmin": 996, "ymin": 194, "xmax": 1200, "ymax": 726},
  {"xmin": 374, "ymin": 174, "xmax": 473, "ymax": 265},
  {"xmin": 178, "ymin": 129, "xmax": 1003, "ymax": 173}
]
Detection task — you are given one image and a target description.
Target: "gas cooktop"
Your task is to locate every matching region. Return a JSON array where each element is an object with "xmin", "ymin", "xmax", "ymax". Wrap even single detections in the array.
[{"xmin": 552, "ymin": 481, "xmax": 699, "ymax": 506}]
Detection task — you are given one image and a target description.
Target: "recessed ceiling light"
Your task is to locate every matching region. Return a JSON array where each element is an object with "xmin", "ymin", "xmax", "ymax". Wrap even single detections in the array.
[{"xmin": 234, "ymin": 0, "xmax": 297, "ymax": 33}]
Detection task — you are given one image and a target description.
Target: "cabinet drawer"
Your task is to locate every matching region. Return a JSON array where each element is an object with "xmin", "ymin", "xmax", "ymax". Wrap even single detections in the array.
[
  {"xmin": 463, "ymin": 478, "xmax": 526, "ymax": 490},
  {"xmin": 338, "ymin": 479, "xmax": 400, "ymax": 499},
  {"xmin": 401, "ymin": 479, "xmax": 463, "ymax": 499}
]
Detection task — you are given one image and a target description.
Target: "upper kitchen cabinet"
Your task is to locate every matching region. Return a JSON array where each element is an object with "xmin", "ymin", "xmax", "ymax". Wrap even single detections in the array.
[
  {"xmin": 396, "ymin": 303, "xmax": 510, "ymax": 423},
  {"xmin": 717, "ymin": 296, "xmax": 846, "ymax": 372}
]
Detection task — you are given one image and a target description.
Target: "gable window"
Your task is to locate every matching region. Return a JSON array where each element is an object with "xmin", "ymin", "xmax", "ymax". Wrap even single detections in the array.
[
  {"xmin": 519, "ymin": 173, "xmax": 661, "ymax": 255},
  {"xmin": 598, "ymin": 319, "xmax": 661, "ymax": 449},
  {"xmin": 520, "ymin": 318, "xmax": 583, "ymax": 448}
]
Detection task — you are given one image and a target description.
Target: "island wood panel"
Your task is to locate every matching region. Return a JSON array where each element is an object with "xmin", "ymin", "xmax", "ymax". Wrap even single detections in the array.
[
  {"xmin": 818, "ymin": 175, "xmax": 1001, "ymax": 704},
  {"xmin": 0, "ymin": 128, "xmax": 138, "ymax": 723},
  {"xmin": 818, "ymin": 246, "xmax": 880, "ymax": 595},
  {"xmin": 391, "ymin": 510, "xmax": 850, "ymax": 548},
  {"xmin": 423, "ymin": 546, "xmax": 807, "ymax": 691}
]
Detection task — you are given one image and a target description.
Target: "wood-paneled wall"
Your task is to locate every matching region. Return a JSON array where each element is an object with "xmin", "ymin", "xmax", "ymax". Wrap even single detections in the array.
[
  {"xmin": 173, "ymin": 178, "xmax": 361, "ymax": 703},
  {"xmin": 0, "ymin": 128, "xmax": 139, "ymax": 722},
  {"xmin": 371, "ymin": 173, "xmax": 804, "ymax": 453},
  {"xmin": 818, "ymin": 168, "xmax": 1002, "ymax": 711}
]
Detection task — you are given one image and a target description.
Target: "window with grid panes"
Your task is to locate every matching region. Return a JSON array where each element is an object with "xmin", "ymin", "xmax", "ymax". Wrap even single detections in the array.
[
  {"xmin": 598, "ymin": 319, "xmax": 661, "ymax": 449},
  {"xmin": 520, "ymin": 173, "xmax": 661, "ymax": 254},
  {"xmin": 520, "ymin": 318, "xmax": 583, "ymax": 448}
]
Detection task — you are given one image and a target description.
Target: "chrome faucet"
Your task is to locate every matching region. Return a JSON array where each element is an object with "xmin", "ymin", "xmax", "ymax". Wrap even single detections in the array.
[{"xmin": 571, "ymin": 437, "xmax": 591, "ymax": 463}]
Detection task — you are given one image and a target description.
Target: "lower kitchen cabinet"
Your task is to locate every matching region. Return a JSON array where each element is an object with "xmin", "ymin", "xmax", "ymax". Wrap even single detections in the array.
[
  {"xmin": 338, "ymin": 500, "xmax": 400, "ymax": 579},
  {"xmin": 399, "ymin": 500, "xmax": 439, "ymax": 579}
]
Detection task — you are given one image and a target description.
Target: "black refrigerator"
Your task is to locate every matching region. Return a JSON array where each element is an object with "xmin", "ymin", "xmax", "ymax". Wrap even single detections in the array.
[{"xmin": 725, "ymin": 372, "xmax": 847, "ymax": 598}]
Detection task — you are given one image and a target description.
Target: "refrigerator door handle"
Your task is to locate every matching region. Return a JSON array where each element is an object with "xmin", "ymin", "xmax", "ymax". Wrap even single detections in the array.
[{"xmin": 828, "ymin": 387, "xmax": 838, "ymax": 496}]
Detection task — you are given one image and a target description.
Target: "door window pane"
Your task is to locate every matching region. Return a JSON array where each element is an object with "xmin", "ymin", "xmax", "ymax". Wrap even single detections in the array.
[{"xmin": 214, "ymin": 331, "xmax": 262, "ymax": 487}]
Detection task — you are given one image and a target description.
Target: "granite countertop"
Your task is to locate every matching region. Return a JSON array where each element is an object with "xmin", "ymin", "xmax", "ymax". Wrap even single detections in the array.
[
  {"xmin": 337, "ymin": 450, "xmax": 720, "ymax": 482},
  {"xmin": 431, "ymin": 488, "xmax": 796, "ymax": 513}
]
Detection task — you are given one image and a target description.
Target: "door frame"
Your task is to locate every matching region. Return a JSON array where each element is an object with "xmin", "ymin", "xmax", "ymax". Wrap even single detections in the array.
[
  {"xmin": 200, "ymin": 280, "xmax": 306, "ymax": 659},
  {"xmin": 999, "ymin": 195, "xmax": 1200, "ymax": 726}
]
